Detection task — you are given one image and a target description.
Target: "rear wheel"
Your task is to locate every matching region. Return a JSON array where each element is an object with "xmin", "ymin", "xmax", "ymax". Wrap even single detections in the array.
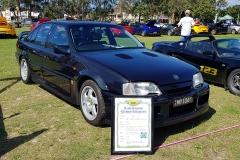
[
  {"xmin": 227, "ymin": 69, "xmax": 240, "ymax": 96},
  {"xmin": 211, "ymin": 29, "xmax": 216, "ymax": 35},
  {"xmin": 80, "ymin": 80, "xmax": 105, "ymax": 126},
  {"xmin": 20, "ymin": 57, "xmax": 32, "ymax": 84}
]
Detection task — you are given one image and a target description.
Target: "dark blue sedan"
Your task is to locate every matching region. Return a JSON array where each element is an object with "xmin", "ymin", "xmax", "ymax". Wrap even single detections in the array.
[{"xmin": 15, "ymin": 21, "xmax": 209, "ymax": 127}]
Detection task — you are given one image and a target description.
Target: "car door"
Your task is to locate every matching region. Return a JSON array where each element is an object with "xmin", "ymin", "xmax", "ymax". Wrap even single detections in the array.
[
  {"xmin": 42, "ymin": 24, "xmax": 74, "ymax": 96},
  {"xmin": 23, "ymin": 24, "xmax": 51, "ymax": 80},
  {"xmin": 179, "ymin": 38, "xmax": 226, "ymax": 84}
]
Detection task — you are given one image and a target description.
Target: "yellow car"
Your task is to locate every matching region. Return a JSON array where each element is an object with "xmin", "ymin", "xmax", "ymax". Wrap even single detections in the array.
[
  {"xmin": 0, "ymin": 16, "xmax": 16, "ymax": 38},
  {"xmin": 191, "ymin": 24, "xmax": 209, "ymax": 34}
]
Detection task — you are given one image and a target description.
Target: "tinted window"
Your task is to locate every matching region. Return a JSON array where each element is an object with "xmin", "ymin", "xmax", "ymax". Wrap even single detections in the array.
[
  {"xmin": 33, "ymin": 24, "xmax": 52, "ymax": 47},
  {"xmin": 46, "ymin": 24, "xmax": 68, "ymax": 49},
  {"xmin": 69, "ymin": 25, "xmax": 143, "ymax": 51}
]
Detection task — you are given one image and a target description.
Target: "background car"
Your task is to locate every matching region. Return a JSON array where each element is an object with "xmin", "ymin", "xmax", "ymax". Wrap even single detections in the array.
[
  {"xmin": 129, "ymin": 22, "xmax": 143, "ymax": 35},
  {"xmin": 207, "ymin": 23, "xmax": 228, "ymax": 35},
  {"xmin": 141, "ymin": 20, "xmax": 161, "ymax": 36},
  {"xmin": 0, "ymin": 16, "xmax": 16, "ymax": 38},
  {"xmin": 191, "ymin": 24, "xmax": 209, "ymax": 34},
  {"xmin": 152, "ymin": 34, "xmax": 240, "ymax": 96},
  {"xmin": 121, "ymin": 22, "xmax": 133, "ymax": 34},
  {"xmin": 161, "ymin": 23, "xmax": 180, "ymax": 36},
  {"xmin": 16, "ymin": 21, "xmax": 209, "ymax": 128},
  {"xmin": 226, "ymin": 23, "xmax": 240, "ymax": 34},
  {"xmin": 30, "ymin": 17, "xmax": 51, "ymax": 31}
]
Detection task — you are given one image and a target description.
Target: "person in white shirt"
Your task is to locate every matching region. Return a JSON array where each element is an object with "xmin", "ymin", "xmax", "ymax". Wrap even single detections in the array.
[{"xmin": 178, "ymin": 10, "xmax": 195, "ymax": 41}]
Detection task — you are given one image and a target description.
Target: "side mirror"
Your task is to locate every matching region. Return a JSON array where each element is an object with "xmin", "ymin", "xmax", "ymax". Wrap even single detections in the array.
[{"xmin": 53, "ymin": 45, "xmax": 70, "ymax": 55}]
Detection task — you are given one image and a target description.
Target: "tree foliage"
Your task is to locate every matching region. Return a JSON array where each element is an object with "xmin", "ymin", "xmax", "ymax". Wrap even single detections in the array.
[{"xmin": 0, "ymin": 0, "xmax": 236, "ymax": 23}]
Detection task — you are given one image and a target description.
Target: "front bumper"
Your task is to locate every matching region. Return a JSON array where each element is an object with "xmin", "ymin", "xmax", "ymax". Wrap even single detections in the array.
[{"xmin": 103, "ymin": 82, "xmax": 210, "ymax": 128}]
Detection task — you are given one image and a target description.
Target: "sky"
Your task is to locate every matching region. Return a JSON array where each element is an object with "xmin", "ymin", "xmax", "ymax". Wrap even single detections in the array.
[{"xmin": 227, "ymin": 0, "xmax": 240, "ymax": 6}]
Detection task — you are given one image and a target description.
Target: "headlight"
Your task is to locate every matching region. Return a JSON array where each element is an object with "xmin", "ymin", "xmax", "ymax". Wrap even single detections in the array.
[
  {"xmin": 123, "ymin": 82, "xmax": 162, "ymax": 95},
  {"xmin": 193, "ymin": 72, "xmax": 204, "ymax": 88}
]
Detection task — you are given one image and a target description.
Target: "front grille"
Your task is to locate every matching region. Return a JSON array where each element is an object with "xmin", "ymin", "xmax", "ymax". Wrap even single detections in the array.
[{"xmin": 160, "ymin": 81, "xmax": 193, "ymax": 95}]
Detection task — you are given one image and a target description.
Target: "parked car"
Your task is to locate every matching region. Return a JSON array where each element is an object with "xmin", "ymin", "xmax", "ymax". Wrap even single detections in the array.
[
  {"xmin": 121, "ymin": 23, "xmax": 134, "ymax": 34},
  {"xmin": 129, "ymin": 23, "xmax": 143, "ymax": 35},
  {"xmin": 191, "ymin": 24, "xmax": 209, "ymax": 34},
  {"xmin": 23, "ymin": 17, "xmax": 38, "ymax": 27},
  {"xmin": 226, "ymin": 23, "xmax": 240, "ymax": 34},
  {"xmin": 141, "ymin": 20, "xmax": 161, "ymax": 36},
  {"xmin": 16, "ymin": 21, "xmax": 209, "ymax": 127},
  {"xmin": 0, "ymin": 16, "xmax": 16, "ymax": 38},
  {"xmin": 152, "ymin": 34, "xmax": 240, "ymax": 96},
  {"xmin": 207, "ymin": 23, "xmax": 228, "ymax": 35},
  {"xmin": 161, "ymin": 23, "xmax": 181, "ymax": 36},
  {"xmin": 30, "ymin": 17, "xmax": 51, "ymax": 31}
]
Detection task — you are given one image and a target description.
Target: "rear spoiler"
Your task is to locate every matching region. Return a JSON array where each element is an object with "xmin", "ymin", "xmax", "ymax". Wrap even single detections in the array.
[{"xmin": 18, "ymin": 31, "xmax": 30, "ymax": 40}]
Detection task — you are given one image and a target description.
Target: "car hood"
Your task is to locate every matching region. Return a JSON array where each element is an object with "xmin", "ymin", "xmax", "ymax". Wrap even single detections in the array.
[
  {"xmin": 147, "ymin": 20, "xmax": 156, "ymax": 27},
  {"xmin": 80, "ymin": 48, "xmax": 198, "ymax": 85}
]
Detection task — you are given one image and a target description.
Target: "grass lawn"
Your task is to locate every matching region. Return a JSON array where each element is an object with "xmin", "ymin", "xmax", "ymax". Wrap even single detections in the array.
[{"xmin": 0, "ymin": 27, "xmax": 240, "ymax": 159}]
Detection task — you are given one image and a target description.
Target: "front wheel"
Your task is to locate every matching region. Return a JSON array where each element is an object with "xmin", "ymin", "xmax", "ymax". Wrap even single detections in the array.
[
  {"xmin": 20, "ymin": 57, "xmax": 32, "ymax": 84},
  {"xmin": 227, "ymin": 69, "xmax": 240, "ymax": 96},
  {"xmin": 80, "ymin": 80, "xmax": 105, "ymax": 126},
  {"xmin": 231, "ymin": 29, "xmax": 236, "ymax": 34},
  {"xmin": 167, "ymin": 30, "xmax": 173, "ymax": 36}
]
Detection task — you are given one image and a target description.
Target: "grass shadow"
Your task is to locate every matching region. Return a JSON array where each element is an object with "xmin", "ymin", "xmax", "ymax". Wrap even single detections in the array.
[
  {"xmin": 0, "ymin": 105, "xmax": 48, "ymax": 157},
  {"xmin": 153, "ymin": 106, "xmax": 216, "ymax": 153},
  {"xmin": 0, "ymin": 77, "xmax": 21, "ymax": 95}
]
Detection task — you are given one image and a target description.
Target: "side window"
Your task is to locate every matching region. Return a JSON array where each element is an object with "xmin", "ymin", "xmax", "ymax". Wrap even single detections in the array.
[
  {"xmin": 25, "ymin": 27, "xmax": 39, "ymax": 43},
  {"xmin": 46, "ymin": 25, "xmax": 68, "ymax": 49},
  {"xmin": 33, "ymin": 24, "xmax": 52, "ymax": 47},
  {"xmin": 203, "ymin": 41, "xmax": 214, "ymax": 53}
]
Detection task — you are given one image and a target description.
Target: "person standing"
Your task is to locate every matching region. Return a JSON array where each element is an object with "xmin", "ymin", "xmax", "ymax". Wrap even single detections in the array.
[
  {"xmin": 178, "ymin": 10, "xmax": 195, "ymax": 41},
  {"xmin": 86, "ymin": 14, "xmax": 92, "ymax": 21}
]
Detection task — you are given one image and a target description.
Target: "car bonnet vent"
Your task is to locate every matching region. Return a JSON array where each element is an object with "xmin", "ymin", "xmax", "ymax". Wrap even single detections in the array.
[
  {"xmin": 115, "ymin": 54, "xmax": 133, "ymax": 59},
  {"xmin": 142, "ymin": 52, "xmax": 158, "ymax": 57}
]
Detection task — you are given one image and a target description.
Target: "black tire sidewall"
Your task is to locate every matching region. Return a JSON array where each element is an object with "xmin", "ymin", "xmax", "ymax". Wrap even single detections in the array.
[
  {"xmin": 227, "ymin": 69, "xmax": 240, "ymax": 96},
  {"xmin": 79, "ymin": 80, "xmax": 105, "ymax": 126}
]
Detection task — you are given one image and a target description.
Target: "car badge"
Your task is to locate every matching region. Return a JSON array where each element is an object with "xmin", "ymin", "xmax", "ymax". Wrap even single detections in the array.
[{"xmin": 173, "ymin": 74, "xmax": 179, "ymax": 80}]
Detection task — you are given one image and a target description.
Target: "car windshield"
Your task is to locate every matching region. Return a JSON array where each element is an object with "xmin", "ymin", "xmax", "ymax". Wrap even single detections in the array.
[
  {"xmin": 215, "ymin": 39, "xmax": 240, "ymax": 58},
  {"xmin": 69, "ymin": 25, "xmax": 144, "ymax": 51}
]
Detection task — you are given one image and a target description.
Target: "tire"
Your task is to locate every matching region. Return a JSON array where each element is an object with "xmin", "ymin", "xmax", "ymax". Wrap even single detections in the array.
[
  {"xmin": 80, "ymin": 80, "xmax": 105, "ymax": 126},
  {"xmin": 20, "ymin": 57, "xmax": 32, "ymax": 84},
  {"xmin": 227, "ymin": 69, "xmax": 240, "ymax": 96},
  {"xmin": 231, "ymin": 29, "xmax": 236, "ymax": 34},
  {"xmin": 141, "ymin": 30, "xmax": 146, "ymax": 37},
  {"xmin": 167, "ymin": 30, "xmax": 173, "ymax": 36},
  {"xmin": 211, "ymin": 29, "xmax": 216, "ymax": 35}
]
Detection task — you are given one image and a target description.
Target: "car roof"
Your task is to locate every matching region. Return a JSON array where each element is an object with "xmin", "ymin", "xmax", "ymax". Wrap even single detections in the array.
[{"xmin": 41, "ymin": 20, "xmax": 119, "ymax": 27}]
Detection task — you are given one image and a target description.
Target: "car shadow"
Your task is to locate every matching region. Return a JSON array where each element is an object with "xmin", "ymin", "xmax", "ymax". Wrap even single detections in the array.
[
  {"xmin": 0, "ymin": 77, "xmax": 21, "ymax": 95},
  {"xmin": 0, "ymin": 105, "xmax": 48, "ymax": 156},
  {"xmin": 152, "ymin": 106, "xmax": 216, "ymax": 153}
]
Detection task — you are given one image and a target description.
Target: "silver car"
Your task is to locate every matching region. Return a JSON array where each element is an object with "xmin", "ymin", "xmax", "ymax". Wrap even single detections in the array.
[{"xmin": 227, "ymin": 24, "xmax": 240, "ymax": 34}]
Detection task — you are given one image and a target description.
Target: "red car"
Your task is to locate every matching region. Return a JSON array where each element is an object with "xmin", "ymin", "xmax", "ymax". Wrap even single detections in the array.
[
  {"xmin": 30, "ymin": 17, "xmax": 51, "ymax": 31},
  {"xmin": 122, "ymin": 25, "xmax": 133, "ymax": 34}
]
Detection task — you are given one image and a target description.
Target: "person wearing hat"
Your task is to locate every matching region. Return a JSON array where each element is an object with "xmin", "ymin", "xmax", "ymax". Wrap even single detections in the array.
[
  {"xmin": 62, "ymin": 14, "xmax": 68, "ymax": 20},
  {"xmin": 178, "ymin": 10, "xmax": 195, "ymax": 41}
]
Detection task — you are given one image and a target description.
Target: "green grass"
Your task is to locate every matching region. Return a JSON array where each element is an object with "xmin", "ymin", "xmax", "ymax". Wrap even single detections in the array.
[{"xmin": 0, "ymin": 27, "xmax": 240, "ymax": 159}]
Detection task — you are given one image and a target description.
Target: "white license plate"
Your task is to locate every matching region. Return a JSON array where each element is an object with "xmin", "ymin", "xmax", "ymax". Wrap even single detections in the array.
[
  {"xmin": 173, "ymin": 96, "xmax": 193, "ymax": 107},
  {"xmin": 153, "ymin": 32, "xmax": 157, "ymax": 34},
  {"xmin": 0, "ymin": 31, "xmax": 6, "ymax": 34}
]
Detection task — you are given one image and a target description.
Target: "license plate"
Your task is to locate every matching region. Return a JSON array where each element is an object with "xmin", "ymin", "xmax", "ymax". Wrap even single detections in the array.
[
  {"xmin": 0, "ymin": 31, "xmax": 6, "ymax": 34},
  {"xmin": 153, "ymin": 32, "xmax": 157, "ymax": 34},
  {"xmin": 173, "ymin": 96, "xmax": 193, "ymax": 107},
  {"xmin": 202, "ymin": 30, "xmax": 206, "ymax": 31}
]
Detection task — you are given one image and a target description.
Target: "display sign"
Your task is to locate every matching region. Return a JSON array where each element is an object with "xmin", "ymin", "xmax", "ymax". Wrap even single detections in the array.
[{"xmin": 111, "ymin": 96, "xmax": 154, "ymax": 154}]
